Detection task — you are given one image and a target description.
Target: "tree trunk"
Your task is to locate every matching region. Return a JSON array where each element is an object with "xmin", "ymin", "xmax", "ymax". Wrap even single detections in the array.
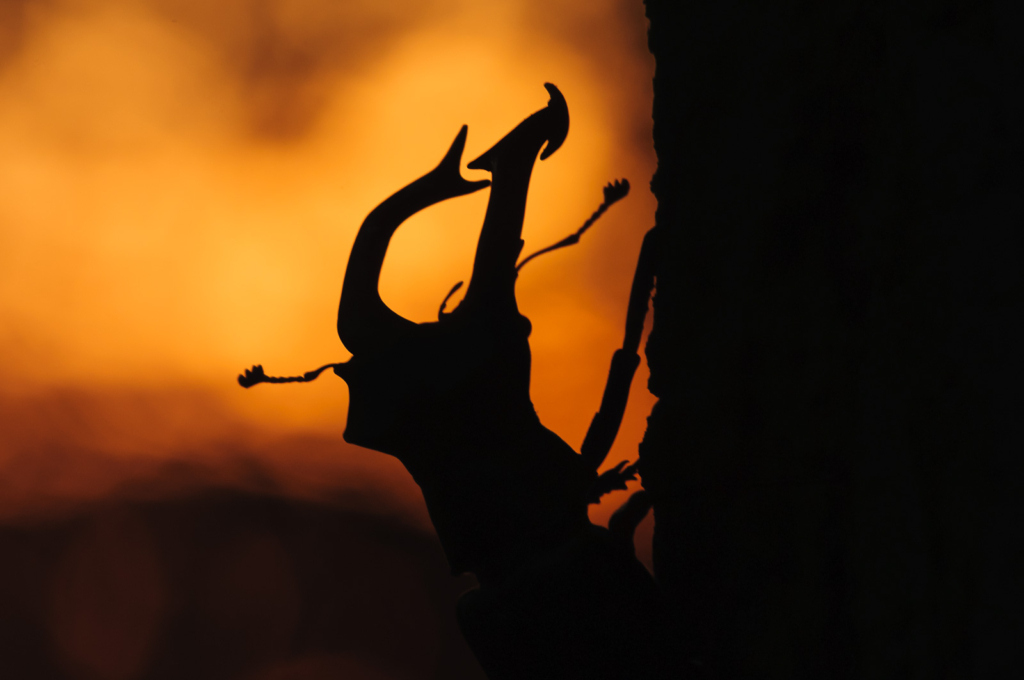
[{"xmin": 642, "ymin": 2, "xmax": 1022, "ymax": 677}]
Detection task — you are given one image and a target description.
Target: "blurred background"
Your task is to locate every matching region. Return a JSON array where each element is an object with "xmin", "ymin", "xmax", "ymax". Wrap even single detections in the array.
[{"xmin": 0, "ymin": 0, "xmax": 656, "ymax": 677}]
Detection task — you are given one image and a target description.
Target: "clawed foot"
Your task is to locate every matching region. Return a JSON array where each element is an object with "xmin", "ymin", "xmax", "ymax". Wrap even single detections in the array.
[{"xmin": 586, "ymin": 460, "xmax": 639, "ymax": 504}]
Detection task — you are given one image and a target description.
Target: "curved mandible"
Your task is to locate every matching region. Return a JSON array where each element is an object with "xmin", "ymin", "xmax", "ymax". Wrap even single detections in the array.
[
  {"xmin": 459, "ymin": 83, "xmax": 570, "ymax": 317},
  {"xmin": 337, "ymin": 125, "xmax": 490, "ymax": 355}
]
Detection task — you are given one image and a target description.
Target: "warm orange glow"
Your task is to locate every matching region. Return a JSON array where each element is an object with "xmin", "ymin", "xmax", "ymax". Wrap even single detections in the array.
[{"xmin": 0, "ymin": 0, "xmax": 655, "ymax": 552}]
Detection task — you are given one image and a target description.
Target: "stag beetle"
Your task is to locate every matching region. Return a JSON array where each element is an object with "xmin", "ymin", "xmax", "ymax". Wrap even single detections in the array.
[{"xmin": 240, "ymin": 84, "xmax": 671, "ymax": 678}]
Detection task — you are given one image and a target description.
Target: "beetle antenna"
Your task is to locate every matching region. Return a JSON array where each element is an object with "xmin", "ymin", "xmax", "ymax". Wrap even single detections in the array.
[
  {"xmin": 237, "ymin": 362, "xmax": 344, "ymax": 388},
  {"xmin": 515, "ymin": 178, "xmax": 630, "ymax": 272}
]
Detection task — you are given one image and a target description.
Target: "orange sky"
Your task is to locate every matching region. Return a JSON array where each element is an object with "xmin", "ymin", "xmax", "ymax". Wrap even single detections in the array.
[{"xmin": 0, "ymin": 0, "xmax": 656, "ymax": 539}]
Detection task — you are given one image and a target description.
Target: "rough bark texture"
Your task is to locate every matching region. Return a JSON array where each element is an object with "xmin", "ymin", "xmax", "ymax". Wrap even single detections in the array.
[{"xmin": 642, "ymin": 2, "xmax": 1021, "ymax": 677}]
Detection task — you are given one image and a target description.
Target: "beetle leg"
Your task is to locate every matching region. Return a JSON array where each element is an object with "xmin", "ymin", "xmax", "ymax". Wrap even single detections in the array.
[
  {"xmin": 607, "ymin": 490, "xmax": 653, "ymax": 554},
  {"xmin": 581, "ymin": 227, "xmax": 659, "ymax": 473}
]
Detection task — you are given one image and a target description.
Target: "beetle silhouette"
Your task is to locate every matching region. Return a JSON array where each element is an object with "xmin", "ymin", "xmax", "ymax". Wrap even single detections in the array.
[{"xmin": 239, "ymin": 84, "xmax": 672, "ymax": 678}]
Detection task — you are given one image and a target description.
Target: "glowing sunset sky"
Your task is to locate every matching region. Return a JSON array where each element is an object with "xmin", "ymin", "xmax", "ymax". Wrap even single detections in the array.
[{"xmin": 0, "ymin": 0, "xmax": 656, "ymax": 530}]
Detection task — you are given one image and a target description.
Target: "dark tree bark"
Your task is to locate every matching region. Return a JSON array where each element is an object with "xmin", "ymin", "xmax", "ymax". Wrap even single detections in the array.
[{"xmin": 641, "ymin": 2, "xmax": 1021, "ymax": 678}]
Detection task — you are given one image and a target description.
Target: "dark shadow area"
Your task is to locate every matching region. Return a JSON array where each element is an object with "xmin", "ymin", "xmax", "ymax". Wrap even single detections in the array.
[{"xmin": 0, "ymin": 485, "xmax": 486, "ymax": 680}]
